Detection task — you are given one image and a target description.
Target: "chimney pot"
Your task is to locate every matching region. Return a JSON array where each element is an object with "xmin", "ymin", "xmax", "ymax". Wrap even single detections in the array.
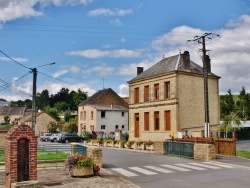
[{"xmin": 137, "ymin": 67, "xmax": 144, "ymax": 75}]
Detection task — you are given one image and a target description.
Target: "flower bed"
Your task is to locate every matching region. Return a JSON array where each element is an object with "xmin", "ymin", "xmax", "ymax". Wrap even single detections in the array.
[{"xmin": 65, "ymin": 155, "xmax": 100, "ymax": 177}]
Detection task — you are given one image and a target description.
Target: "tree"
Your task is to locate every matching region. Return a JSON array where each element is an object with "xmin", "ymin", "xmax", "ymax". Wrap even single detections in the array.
[
  {"xmin": 236, "ymin": 87, "xmax": 250, "ymax": 120},
  {"xmin": 47, "ymin": 122, "xmax": 59, "ymax": 133},
  {"xmin": 71, "ymin": 89, "xmax": 88, "ymax": 110},
  {"xmin": 220, "ymin": 89, "xmax": 235, "ymax": 119},
  {"xmin": 64, "ymin": 111, "xmax": 72, "ymax": 122},
  {"xmin": 4, "ymin": 115, "xmax": 10, "ymax": 124},
  {"xmin": 44, "ymin": 106, "xmax": 60, "ymax": 121},
  {"xmin": 68, "ymin": 123, "xmax": 78, "ymax": 133},
  {"xmin": 54, "ymin": 102, "xmax": 69, "ymax": 112},
  {"xmin": 36, "ymin": 89, "xmax": 50, "ymax": 110}
]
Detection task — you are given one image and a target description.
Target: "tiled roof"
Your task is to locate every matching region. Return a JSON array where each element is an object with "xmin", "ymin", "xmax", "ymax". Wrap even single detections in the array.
[
  {"xmin": 0, "ymin": 107, "xmax": 26, "ymax": 116},
  {"xmin": 79, "ymin": 88, "xmax": 128, "ymax": 108},
  {"xmin": 128, "ymin": 52, "xmax": 219, "ymax": 83}
]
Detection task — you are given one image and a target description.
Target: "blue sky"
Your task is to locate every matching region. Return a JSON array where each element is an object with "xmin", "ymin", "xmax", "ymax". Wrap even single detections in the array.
[{"xmin": 1, "ymin": 0, "xmax": 250, "ymax": 101}]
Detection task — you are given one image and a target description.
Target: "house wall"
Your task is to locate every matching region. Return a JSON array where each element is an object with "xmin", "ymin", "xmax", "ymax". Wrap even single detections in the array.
[
  {"xmin": 128, "ymin": 72, "xmax": 220, "ymax": 141},
  {"xmin": 35, "ymin": 113, "xmax": 57, "ymax": 136},
  {"xmin": 78, "ymin": 106, "xmax": 97, "ymax": 134},
  {"xmin": 128, "ymin": 73, "xmax": 179, "ymax": 141},
  {"xmin": 96, "ymin": 110, "xmax": 128, "ymax": 133},
  {"xmin": 178, "ymin": 73, "xmax": 220, "ymax": 133},
  {"xmin": 78, "ymin": 105, "xmax": 128, "ymax": 134}
]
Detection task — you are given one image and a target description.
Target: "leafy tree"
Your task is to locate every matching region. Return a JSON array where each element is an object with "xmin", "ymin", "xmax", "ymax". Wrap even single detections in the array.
[
  {"xmin": 47, "ymin": 122, "xmax": 59, "ymax": 133},
  {"xmin": 236, "ymin": 87, "xmax": 250, "ymax": 120},
  {"xmin": 68, "ymin": 123, "xmax": 78, "ymax": 133},
  {"xmin": 36, "ymin": 89, "xmax": 50, "ymax": 110},
  {"xmin": 54, "ymin": 101, "xmax": 69, "ymax": 112},
  {"xmin": 44, "ymin": 106, "xmax": 60, "ymax": 121},
  {"xmin": 220, "ymin": 89, "xmax": 235, "ymax": 119},
  {"xmin": 72, "ymin": 89, "xmax": 88, "ymax": 110},
  {"xmin": 64, "ymin": 111, "xmax": 72, "ymax": 122},
  {"xmin": 4, "ymin": 115, "xmax": 10, "ymax": 124}
]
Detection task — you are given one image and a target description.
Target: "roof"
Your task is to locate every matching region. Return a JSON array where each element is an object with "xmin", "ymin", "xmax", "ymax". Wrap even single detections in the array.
[
  {"xmin": 21, "ymin": 112, "xmax": 56, "ymax": 122},
  {"xmin": 91, "ymin": 104, "xmax": 128, "ymax": 111},
  {"xmin": 79, "ymin": 88, "xmax": 128, "ymax": 108},
  {"xmin": 0, "ymin": 107, "xmax": 26, "ymax": 116},
  {"xmin": 128, "ymin": 52, "xmax": 220, "ymax": 83}
]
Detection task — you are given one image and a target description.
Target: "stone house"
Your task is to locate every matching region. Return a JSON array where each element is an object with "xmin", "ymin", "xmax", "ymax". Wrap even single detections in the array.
[
  {"xmin": 127, "ymin": 51, "xmax": 220, "ymax": 141},
  {"xmin": 0, "ymin": 107, "xmax": 26, "ymax": 124},
  {"xmin": 19, "ymin": 112, "xmax": 57, "ymax": 136},
  {"xmin": 78, "ymin": 88, "xmax": 129, "ymax": 136}
]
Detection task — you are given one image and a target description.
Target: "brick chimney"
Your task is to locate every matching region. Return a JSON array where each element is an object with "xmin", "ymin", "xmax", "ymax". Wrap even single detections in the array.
[
  {"xmin": 182, "ymin": 51, "xmax": 190, "ymax": 69},
  {"xmin": 137, "ymin": 67, "xmax": 144, "ymax": 75}
]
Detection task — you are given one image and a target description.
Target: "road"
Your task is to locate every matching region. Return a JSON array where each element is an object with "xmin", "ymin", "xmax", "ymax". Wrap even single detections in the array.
[{"xmin": 102, "ymin": 148, "xmax": 250, "ymax": 188}]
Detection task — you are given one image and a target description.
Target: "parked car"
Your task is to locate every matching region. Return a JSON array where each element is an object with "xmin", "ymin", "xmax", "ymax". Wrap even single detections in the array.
[
  {"xmin": 58, "ymin": 132, "xmax": 84, "ymax": 143},
  {"xmin": 39, "ymin": 133, "xmax": 52, "ymax": 142},
  {"xmin": 49, "ymin": 133, "xmax": 61, "ymax": 142}
]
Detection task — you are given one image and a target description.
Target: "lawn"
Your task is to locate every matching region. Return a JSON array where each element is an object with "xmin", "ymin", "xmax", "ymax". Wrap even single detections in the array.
[{"xmin": 236, "ymin": 150, "xmax": 250, "ymax": 159}]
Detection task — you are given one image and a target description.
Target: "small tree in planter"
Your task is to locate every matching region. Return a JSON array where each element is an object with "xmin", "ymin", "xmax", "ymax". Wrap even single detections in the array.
[
  {"xmin": 145, "ymin": 140, "xmax": 154, "ymax": 151},
  {"xmin": 137, "ymin": 141, "xmax": 146, "ymax": 150}
]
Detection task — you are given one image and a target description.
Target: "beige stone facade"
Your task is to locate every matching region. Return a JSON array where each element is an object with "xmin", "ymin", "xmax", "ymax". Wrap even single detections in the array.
[{"xmin": 128, "ymin": 51, "xmax": 220, "ymax": 141}]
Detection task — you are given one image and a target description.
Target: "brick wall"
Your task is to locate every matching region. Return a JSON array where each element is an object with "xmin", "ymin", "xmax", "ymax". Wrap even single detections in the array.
[
  {"xmin": 5, "ymin": 124, "xmax": 37, "ymax": 188},
  {"xmin": 194, "ymin": 143, "xmax": 215, "ymax": 161}
]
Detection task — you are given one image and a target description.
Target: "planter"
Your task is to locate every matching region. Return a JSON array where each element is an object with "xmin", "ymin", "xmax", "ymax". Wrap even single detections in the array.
[
  {"xmin": 138, "ymin": 143, "xmax": 146, "ymax": 150},
  {"xmin": 70, "ymin": 165, "xmax": 94, "ymax": 177},
  {"xmin": 146, "ymin": 145, "xmax": 154, "ymax": 151}
]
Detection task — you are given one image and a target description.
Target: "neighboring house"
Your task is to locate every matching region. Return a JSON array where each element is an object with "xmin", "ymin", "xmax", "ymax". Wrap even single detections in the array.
[
  {"xmin": 19, "ymin": 112, "xmax": 57, "ymax": 136},
  {"xmin": 127, "ymin": 51, "xmax": 220, "ymax": 141},
  {"xmin": 0, "ymin": 101, "xmax": 10, "ymax": 107},
  {"xmin": 0, "ymin": 107, "xmax": 26, "ymax": 124},
  {"xmin": 78, "ymin": 88, "xmax": 129, "ymax": 135}
]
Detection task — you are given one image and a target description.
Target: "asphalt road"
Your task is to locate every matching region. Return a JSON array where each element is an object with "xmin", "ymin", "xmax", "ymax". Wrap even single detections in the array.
[{"xmin": 102, "ymin": 148, "xmax": 250, "ymax": 188}]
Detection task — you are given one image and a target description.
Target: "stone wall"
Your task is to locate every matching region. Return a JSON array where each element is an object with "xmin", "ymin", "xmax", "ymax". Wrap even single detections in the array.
[
  {"xmin": 154, "ymin": 141, "xmax": 166, "ymax": 155},
  {"xmin": 87, "ymin": 147, "xmax": 103, "ymax": 168},
  {"xmin": 194, "ymin": 143, "xmax": 215, "ymax": 161}
]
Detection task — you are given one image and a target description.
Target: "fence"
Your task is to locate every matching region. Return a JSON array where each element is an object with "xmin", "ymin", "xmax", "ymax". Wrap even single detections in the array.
[
  {"xmin": 171, "ymin": 137, "xmax": 236, "ymax": 156},
  {"xmin": 166, "ymin": 140, "xmax": 194, "ymax": 158}
]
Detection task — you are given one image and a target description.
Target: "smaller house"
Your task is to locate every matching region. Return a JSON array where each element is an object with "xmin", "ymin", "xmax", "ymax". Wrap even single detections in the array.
[
  {"xmin": 0, "ymin": 107, "xmax": 26, "ymax": 124},
  {"xmin": 20, "ymin": 112, "xmax": 57, "ymax": 136},
  {"xmin": 78, "ymin": 88, "xmax": 129, "ymax": 136}
]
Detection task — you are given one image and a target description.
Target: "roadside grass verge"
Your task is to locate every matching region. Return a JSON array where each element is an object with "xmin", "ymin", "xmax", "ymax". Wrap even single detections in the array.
[{"xmin": 236, "ymin": 150, "xmax": 250, "ymax": 159}]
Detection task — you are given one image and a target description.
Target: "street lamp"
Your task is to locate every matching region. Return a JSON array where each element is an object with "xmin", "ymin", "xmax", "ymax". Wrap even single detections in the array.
[{"xmin": 31, "ymin": 62, "xmax": 55, "ymax": 131}]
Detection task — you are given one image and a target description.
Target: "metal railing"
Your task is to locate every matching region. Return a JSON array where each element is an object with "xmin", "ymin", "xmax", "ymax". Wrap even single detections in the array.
[{"xmin": 165, "ymin": 140, "xmax": 194, "ymax": 158}]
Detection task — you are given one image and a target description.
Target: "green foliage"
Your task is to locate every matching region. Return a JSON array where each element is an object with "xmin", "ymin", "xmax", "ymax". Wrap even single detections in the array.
[
  {"xmin": 77, "ymin": 157, "xmax": 95, "ymax": 167},
  {"xmin": 4, "ymin": 115, "xmax": 10, "ymax": 124},
  {"xmin": 47, "ymin": 122, "xmax": 59, "ymax": 133},
  {"xmin": 123, "ymin": 132, "xmax": 129, "ymax": 141},
  {"xmin": 54, "ymin": 101, "xmax": 69, "ymax": 112},
  {"xmin": 236, "ymin": 150, "xmax": 250, "ymax": 159},
  {"xmin": 64, "ymin": 111, "xmax": 72, "ymax": 122},
  {"xmin": 220, "ymin": 111, "xmax": 243, "ymax": 134},
  {"xmin": 83, "ymin": 131, "xmax": 92, "ymax": 140},
  {"xmin": 68, "ymin": 123, "xmax": 78, "ymax": 133},
  {"xmin": 44, "ymin": 106, "xmax": 60, "ymax": 121},
  {"xmin": 38, "ymin": 152, "xmax": 69, "ymax": 161}
]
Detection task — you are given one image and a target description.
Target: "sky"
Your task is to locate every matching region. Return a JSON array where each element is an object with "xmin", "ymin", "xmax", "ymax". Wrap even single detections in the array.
[{"xmin": 1, "ymin": 0, "xmax": 250, "ymax": 101}]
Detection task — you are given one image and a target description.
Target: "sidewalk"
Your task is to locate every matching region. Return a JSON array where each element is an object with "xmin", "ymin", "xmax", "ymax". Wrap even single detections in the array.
[{"xmin": 0, "ymin": 168, "xmax": 139, "ymax": 188}]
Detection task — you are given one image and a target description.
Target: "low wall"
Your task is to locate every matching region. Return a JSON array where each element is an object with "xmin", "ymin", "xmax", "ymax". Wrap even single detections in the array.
[{"xmin": 194, "ymin": 143, "xmax": 215, "ymax": 161}]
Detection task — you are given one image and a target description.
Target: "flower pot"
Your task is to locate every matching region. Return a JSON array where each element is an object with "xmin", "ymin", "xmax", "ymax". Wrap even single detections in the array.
[{"xmin": 70, "ymin": 165, "xmax": 94, "ymax": 177}]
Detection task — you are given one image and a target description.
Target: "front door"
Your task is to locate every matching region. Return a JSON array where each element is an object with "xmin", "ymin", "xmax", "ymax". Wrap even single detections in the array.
[
  {"xmin": 134, "ymin": 113, "xmax": 140, "ymax": 138},
  {"xmin": 17, "ymin": 138, "xmax": 29, "ymax": 182}
]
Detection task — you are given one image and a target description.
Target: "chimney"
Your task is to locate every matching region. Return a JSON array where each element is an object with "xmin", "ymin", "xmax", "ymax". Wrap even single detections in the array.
[
  {"xmin": 137, "ymin": 67, "xmax": 144, "ymax": 75},
  {"xmin": 182, "ymin": 51, "xmax": 190, "ymax": 69},
  {"xmin": 206, "ymin": 55, "xmax": 211, "ymax": 73}
]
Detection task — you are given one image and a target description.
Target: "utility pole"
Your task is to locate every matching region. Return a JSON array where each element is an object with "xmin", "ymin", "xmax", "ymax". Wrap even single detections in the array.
[
  {"xmin": 188, "ymin": 33, "xmax": 212, "ymax": 137},
  {"xmin": 31, "ymin": 68, "xmax": 37, "ymax": 131}
]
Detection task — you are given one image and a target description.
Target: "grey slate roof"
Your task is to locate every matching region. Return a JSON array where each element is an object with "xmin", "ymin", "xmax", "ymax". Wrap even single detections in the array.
[
  {"xmin": 91, "ymin": 105, "xmax": 128, "ymax": 111},
  {"xmin": 0, "ymin": 107, "xmax": 26, "ymax": 116},
  {"xmin": 128, "ymin": 53, "xmax": 219, "ymax": 83},
  {"xmin": 78, "ymin": 88, "xmax": 128, "ymax": 108}
]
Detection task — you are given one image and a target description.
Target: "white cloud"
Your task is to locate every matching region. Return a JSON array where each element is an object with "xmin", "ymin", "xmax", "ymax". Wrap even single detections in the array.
[
  {"xmin": 69, "ymin": 65, "xmax": 80, "ymax": 74},
  {"xmin": 82, "ymin": 63, "xmax": 114, "ymax": 76},
  {"xmin": 67, "ymin": 49, "xmax": 142, "ymax": 58},
  {"xmin": 109, "ymin": 18, "xmax": 122, "ymax": 26},
  {"xmin": 0, "ymin": 56, "xmax": 28, "ymax": 63},
  {"xmin": 52, "ymin": 69, "xmax": 68, "ymax": 78},
  {"xmin": 0, "ymin": 0, "xmax": 94, "ymax": 22},
  {"xmin": 88, "ymin": 8, "xmax": 133, "ymax": 17},
  {"xmin": 117, "ymin": 84, "xmax": 128, "ymax": 97}
]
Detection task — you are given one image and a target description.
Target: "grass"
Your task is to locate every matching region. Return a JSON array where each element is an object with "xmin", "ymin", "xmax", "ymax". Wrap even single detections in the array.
[{"xmin": 236, "ymin": 150, "xmax": 250, "ymax": 159}]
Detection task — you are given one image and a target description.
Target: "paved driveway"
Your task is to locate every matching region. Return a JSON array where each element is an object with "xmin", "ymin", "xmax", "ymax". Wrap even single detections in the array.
[{"xmin": 236, "ymin": 140, "xmax": 250, "ymax": 151}]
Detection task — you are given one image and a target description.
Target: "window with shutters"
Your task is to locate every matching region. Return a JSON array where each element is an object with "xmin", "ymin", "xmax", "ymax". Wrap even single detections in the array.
[
  {"xmin": 154, "ymin": 111, "xmax": 160, "ymax": 130},
  {"xmin": 144, "ymin": 112, "xmax": 149, "ymax": 131},
  {"xmin": 144, "ymin": 85, "xmax": 149, "ymax": 102},
  {"xmin": 154, "ymin": 83, "xmax": 159, "ymax": 100},
  {"xmin": 134, "ymin": 87, "xmax": 139, "ymax": 103},
  {"xmin": 165, "ymin": 81, "xmax": 171, "ymax": 99}
]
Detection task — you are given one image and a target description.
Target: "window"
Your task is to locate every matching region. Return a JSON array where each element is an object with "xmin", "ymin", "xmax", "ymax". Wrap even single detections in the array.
[
  {"xmin": 165, "ymin": 81, "xmax": 171, "ymax": 99},
  {"xmin": 134, "ymin": 87, "xmax": 139, "ymax": 103},
  {"xmin": 144, "ymin": 112, "xmax": 149, "ymax": 131},
  {"xmin": 121, "ymin": 112, "xmax": 125, "ymax": 116},
  {"xmin": 91, "ymin": 111, "xmax": 94, "ymax": 119},
  {"xmin": 154, "ymin": 111, "xmax": 160, "ymax": 130},
  {"xmin": 144, "ymin": 85, "xmax": 149, "ymax": 102},
  {"xmin": 82, "ymin": 107, "xmax": 84, "ymax": 110},
  {"xmin": 154, "ymin": 84, "xmax": 159, "ymax": 100},
  {"xmin": 115, "ymin": 125, "xmax": 119, "ymax": 129},
  {"xmin": 101, "ymin": 125, "xmax": 106, "ymax": 130},
  {"xmin": 101, "ymin": 111, "xmax": 106, "ymax": 118},
  {"xmin": 83, "ymin": 111, "xmax": 86, "ymax": 120},
  {"xmin": 165, "ymin": 111, "xmax": 171, "ymax": 131},
  {"xmin": 90, "ymin": 125, "xmax": 94, "ymax": 131},
  {"xmin": 122, "ymin": 125, "xmax": 125, "ymax": 129},
  {"xmin": 80, "ymin": 111, "xmax": 83, "ymax": 120}
]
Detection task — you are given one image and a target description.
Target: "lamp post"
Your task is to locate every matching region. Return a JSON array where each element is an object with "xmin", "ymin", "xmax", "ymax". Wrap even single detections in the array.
[{"xmin": 31, "ymin": 62, "xmax": 55, "ymax": 131}]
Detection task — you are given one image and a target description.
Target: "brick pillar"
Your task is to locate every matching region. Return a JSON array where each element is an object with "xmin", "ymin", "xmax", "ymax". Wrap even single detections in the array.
[{"xmin": 5, "ymin": 124, "xmax": 37, "ymax": 188}]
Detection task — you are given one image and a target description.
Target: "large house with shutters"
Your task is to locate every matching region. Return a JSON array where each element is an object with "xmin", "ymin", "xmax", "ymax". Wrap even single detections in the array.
[
  {"xmin": 127, "ymin": 51, "xmax": 220, "ymax": 141},
  {"xmin": 78, "ymin": 88, "xmax": 129, "ymax": 135}
]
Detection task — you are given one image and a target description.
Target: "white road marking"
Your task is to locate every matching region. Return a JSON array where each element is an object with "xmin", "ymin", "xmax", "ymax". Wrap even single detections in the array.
[
  {"xmin": 160, "ymin": 164, "xmax": 191, "ymax": 172},
  {"xmin": 175, "ymin": 164, "xmax": 206, "ymax": 170},
  {"xmin": 129, "ymin": 167, "xmax": 158, "ymax": 175},
  {"xmin": 111, "ymin": 168, "xmax": 138, "ymax": 177},
  {"xmin": 144, "ymin": 166, "xmax": 174, "ymax": 173},
  {"xmin": 189, "ymin": 163, "xmax": 221, "ymax": 169},
  {"xmin": 203, "ymin": 162, "xmax": 234, "ymax": 168}
]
